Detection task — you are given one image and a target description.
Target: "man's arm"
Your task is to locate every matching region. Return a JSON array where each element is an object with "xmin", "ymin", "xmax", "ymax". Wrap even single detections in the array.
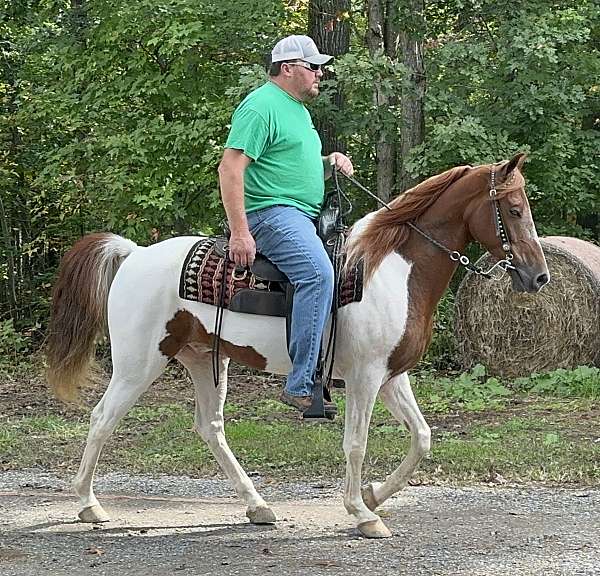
[
  {"xmin": 323, "ymin": 152, "xmax": 354, "ymax": 180},
  {"xmin": 218, "ymin": 148, "xmax": 256, "ymax": 267}
]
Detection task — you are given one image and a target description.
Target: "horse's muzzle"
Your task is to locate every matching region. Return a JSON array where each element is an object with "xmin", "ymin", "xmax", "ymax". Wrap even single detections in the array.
[{"xmin": 510, "ymin": 266, "xmax": 550, "ymax": 293}]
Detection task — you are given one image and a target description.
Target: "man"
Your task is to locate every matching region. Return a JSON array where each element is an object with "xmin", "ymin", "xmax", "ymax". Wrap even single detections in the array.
[{"xmin": 218, "ymin": 35, "xmax": 353, "ymax": 417}]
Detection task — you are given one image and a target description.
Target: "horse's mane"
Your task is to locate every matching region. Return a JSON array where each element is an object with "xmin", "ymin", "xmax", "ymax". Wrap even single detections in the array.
[{"xmin": 346, "ymin": 165, "xmax": 472, "ymax": 281}]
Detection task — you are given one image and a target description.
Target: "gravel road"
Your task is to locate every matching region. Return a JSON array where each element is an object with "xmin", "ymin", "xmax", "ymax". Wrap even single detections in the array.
[{"xmin": 0, "ymin": 470, "xmax": 598, "ymax": 576}]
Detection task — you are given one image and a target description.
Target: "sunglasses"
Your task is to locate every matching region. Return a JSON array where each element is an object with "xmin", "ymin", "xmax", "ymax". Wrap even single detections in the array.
[{"xmin": 285, "ymin": 61, "xmax": 322, "ymax": 72}]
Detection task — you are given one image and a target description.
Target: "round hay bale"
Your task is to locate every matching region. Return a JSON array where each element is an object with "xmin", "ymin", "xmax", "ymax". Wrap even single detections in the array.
[{"xmin": 454, "ymin": 236, "xmax": 600, "ymax": 377}]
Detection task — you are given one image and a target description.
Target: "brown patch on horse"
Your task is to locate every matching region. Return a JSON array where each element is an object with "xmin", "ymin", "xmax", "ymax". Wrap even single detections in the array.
[
  {"xmin": 160, "ymin": 310, "xmax": 267, "ymax": 370},
  {"xmin": 46, "ymin": 233, "xmax": 134, "ymax": 404},
  {"xmin": 386, "ymin": 242, "xmax": 457, "ymax": 377},
  {"xmin": 347, "ymin": 166, "xmax": 472, "ymax": 282}
]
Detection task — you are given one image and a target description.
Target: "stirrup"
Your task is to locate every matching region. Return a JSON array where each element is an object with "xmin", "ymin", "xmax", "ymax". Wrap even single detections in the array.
[{"xmin": 302, "ymin": 378, "xmax": 335, "ymax": 420}]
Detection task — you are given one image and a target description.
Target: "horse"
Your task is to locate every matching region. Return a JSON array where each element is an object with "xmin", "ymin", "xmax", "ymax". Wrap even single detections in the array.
[{"xmin": 45, "ymin": 153, "xmax": 549, "ymax": 539}]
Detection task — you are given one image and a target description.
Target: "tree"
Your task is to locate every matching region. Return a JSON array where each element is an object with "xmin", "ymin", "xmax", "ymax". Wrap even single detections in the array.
[
  {"xmin": 0, "ymin": 0, "xmax": 288, "ymax": 328},
  {"xmin": 397, "ymin": 0, "xmax": 425, "ymax": 192},
  {"xmin": 412, "ymin": 0, "xmax": 599, "ymax": 237},
  {"xmin": 364, "ymin": 0, "xmax": 426, "ymax": 199},
  {"xmin": 366, "ymin": 0, "xmax": 400, "ymax": 202},
  {"xmin": 308, "ymin": 0, "xmax": 351, "ymax": 154}
]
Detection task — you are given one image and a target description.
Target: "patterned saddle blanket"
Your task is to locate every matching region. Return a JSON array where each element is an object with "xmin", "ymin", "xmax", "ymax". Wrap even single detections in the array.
[{"xmin": 179, "ymin": 236, "xmax": 363, "ymax": 316}]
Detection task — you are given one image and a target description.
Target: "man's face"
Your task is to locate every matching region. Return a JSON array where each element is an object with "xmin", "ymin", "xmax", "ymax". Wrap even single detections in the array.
[{"xmin": 285, "ymin": 61, "xmax": 324, "ymax": 101}]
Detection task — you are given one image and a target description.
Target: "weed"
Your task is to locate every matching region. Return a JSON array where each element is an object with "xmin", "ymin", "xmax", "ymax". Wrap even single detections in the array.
[
  {"xmin": 0, "ymin": 428, "xmax": 21, "ymax": 454},
  {"xmin": 513, "ymin": 366, "xmax": 600, "ymax": 399},
  {"xmin": 0, "ymin": 320, "xmax": 30, "ymax": 367},
  {"xmin": 21, "ymin": 415, "xmax": 87, "ymax": 439},
  {"xmin": 415, "ymin": 365, "xmax": 511, "ymax": 413}
]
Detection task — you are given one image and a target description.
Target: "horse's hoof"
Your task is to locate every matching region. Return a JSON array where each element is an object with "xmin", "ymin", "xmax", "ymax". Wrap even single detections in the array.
[
  {"xmin": 246, "ymin": 506, "xmax": 276, "ymax": 525},
  {"xmin": 362, "ymin": 482, "xmax": 381, "ymax": 511},
  {"xmin": 78, "ymin": 505, "xmax": 110, "ymax": 523},
  {"xmin": 357, "ymin": 518, "xmax": 392, "ymax": 539}
]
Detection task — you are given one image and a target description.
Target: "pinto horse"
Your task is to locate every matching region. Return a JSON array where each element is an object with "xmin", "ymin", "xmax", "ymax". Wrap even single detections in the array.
[{"xmin": 46, "ymin": 153, "xmax": 549, "ymax": 538}]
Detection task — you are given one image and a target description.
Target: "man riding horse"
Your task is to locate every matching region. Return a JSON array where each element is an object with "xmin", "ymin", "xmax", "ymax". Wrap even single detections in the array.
[{"xmin": 218, "ymin": 35, "xmax": 354, "ymax": 418}]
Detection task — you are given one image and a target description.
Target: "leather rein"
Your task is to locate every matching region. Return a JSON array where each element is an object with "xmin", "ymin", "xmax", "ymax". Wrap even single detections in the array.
[{"xmin": 339, "ymin": 165, "xmax": 516, "ymax": 280}]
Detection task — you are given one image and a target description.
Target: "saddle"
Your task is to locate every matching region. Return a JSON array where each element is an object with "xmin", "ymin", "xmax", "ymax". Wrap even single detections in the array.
[{"xmin": 179, "ymin": 209, "xmax": 363, "ymax": 320}]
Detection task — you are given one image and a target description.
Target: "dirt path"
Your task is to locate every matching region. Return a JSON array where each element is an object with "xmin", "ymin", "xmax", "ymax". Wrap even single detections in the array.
[{"xmin": 0, "ymin": 471, "xmax": 598, "ymax": 576}]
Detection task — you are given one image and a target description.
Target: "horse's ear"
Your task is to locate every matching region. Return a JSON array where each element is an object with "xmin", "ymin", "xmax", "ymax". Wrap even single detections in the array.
[{"xmin": 498, "ymin": 152, "xmax": 527, "ymax": 181}]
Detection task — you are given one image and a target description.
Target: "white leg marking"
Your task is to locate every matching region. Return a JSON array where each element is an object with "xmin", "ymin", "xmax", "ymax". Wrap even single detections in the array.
[
  {"xmin": 178, "ymin": 348, "xmax": 275, "ymax": 524},
  {"xmin": 366, "ymin": 372, "xmax": 431, "ymax": 509},
  {"xmin": 343, "ymin": 367, "xmax": 391, "ymax": 537},
  {"xmin": 73, "ymin": 347, "xmax": 168, "ymax": 522}
]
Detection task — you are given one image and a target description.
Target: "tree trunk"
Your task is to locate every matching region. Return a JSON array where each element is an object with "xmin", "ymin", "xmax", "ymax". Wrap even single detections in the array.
[
  {"xmin": 398, "ymin": 0, "xmax": 426, "ymax": 192},
  {"xmin": 367, "ymin": 0, "xmax": 399, "ymax": 202},
  {"xmin": 308, "ymin": 0, "xmax": 350, "ymax": 154}
]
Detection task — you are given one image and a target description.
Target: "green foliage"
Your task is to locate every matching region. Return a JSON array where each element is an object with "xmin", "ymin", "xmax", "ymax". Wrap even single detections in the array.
[
  {"xmin": 1, "ymin": 0, "xmax": 289, "ymax": 327},
  {"xmin": 414, "ymin": 365, "xmax": 600, "ymax": 416},
  {"xmin": 0, "ymin": 319, "xmax": 30, "ymax": 365},
  {"xmin": 421, "ymin": 291, "xmax": 457, "ymax": 369},
  {"xmin": 513, "ymin": 366, "xmax": 600, "ymax": 399},
  {"xmin": 417, "ymin": 364, "xmax": 512, "ymax": 413},
  {"xmin": 21, "ymin": 0, "xmax": 287, "ymax": 244},
  {"xmin": 410, "ymin": 0, "xmax": 600, "ymax": 238}
]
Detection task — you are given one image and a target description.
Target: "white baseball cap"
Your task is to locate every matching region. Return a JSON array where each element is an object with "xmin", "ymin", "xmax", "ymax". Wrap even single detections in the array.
[{"xmin": 271, "ymin": 35, "xmax": 333, "ymax": 65}]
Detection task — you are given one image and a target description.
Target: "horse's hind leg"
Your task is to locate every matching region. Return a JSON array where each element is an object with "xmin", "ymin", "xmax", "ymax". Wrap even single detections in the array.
[
  {"xmin": 73, "ymin": 346, "xmax": 168, "ymax": 523},
  {"xmin": 362, "ymin": 372, "xmax": 431, "ymax": 511},
  {"xmin": 177, "ymin": 347, "xmax": 276, "ymax": 525}
]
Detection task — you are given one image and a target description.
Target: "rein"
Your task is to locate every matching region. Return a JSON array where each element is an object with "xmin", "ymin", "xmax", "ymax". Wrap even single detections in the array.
[
  {"xmin": 212, "ymin": 250, "xmax": 229, "ymax": 388},
  {"xmin": 341, "ymin": 167, "xmax": 516, "ymax": 280},
  {"xmin": 316, "ymin": 167, "xmax": 350, "ymax": 401}
]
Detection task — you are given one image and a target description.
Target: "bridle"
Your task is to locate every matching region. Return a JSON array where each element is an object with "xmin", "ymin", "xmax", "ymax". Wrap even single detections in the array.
[{"xmin": 340, "ymin": 164, "xmax": 517, "ymax": 280}]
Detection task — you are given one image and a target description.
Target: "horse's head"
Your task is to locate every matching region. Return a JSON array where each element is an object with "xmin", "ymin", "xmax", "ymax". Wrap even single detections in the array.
[{"xmin": 466, "ymin": 153, "xmax": 549, "ymax": 293}]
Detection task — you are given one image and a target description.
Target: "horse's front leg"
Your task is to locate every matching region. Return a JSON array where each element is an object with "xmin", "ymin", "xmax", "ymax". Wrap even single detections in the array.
[
  {"xmin": 362, "ymin": 372, "xmax": 431, "ymax": 512},
  {"xmin": 343, "ymin": 367, "xmax": 392, "ymax": 538}
]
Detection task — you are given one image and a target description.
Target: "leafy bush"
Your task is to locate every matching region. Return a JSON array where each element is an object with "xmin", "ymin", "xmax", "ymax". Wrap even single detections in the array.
[
  {"xmin": 422, "ymin": 291, "xmax": 458, "ymax": 369},
  {"xmin": 417, "ymin": 364, "xmax": 512, "ymax": 413},
  {"xmin": 0, "ymin": 319, "xmax": 30, "ymax": 366},
  {"xmin": 513, "ymin": 366, "xmax": 600, "ymax": 399}
]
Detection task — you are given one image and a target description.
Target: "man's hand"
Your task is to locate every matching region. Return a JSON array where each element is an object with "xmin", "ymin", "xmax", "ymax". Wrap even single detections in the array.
[
  {"xmin": 325, "ymin": 152, "xmax": 354, "ymax": 178},
  {"xmin": 228, "ymin": 230, "xmax": 256, "ymax": 267}
]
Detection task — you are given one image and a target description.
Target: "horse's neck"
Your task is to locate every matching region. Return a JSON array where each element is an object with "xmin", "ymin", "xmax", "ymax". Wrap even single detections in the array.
[
  {"xmin": 352, "ymin": 206, "xmax": 468, "ymax": 347},
  {"xmin": 348, "ymin": 181, "xmax": 475, "ymax": 342},
  {"xmin": 360, "ymin": 227, "xmax": 464, "ymax": 375},
  {"xmin": 350, "ymin": 209, "xmax": 470, "ymax": 307}
]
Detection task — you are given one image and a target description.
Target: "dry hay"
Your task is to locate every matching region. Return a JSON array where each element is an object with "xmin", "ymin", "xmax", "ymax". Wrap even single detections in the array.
[{"xmin": 454, "ymin": 236, "xmax": 600, "ymax": 378}]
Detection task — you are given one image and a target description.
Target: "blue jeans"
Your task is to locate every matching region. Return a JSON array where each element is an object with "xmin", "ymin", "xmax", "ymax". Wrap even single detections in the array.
[{"xmin": 247, "ymin": 205, "xmax": 334, "ymax": 397}]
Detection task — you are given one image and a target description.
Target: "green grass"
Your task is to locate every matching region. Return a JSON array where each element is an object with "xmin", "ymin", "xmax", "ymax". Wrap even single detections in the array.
[
  {"xmin": 1, "ymin": 366, "xmax": 598, "ymax": 485},
  {"xmin": 1, "ymin": 408, "xmax": 598, "ymax": 484},
  {"xmin": 429, "ymin": 421, "xmax": 600, "ymax": 484},
  {"xmin": 0, "ymin": 428, "xmax": 23, "ymax": 454}
]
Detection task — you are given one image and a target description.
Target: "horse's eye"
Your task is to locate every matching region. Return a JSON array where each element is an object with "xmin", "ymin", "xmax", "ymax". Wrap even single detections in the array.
[{"xmin": 509, "ymin": 207, "xmax": 521, "ymax": 218}]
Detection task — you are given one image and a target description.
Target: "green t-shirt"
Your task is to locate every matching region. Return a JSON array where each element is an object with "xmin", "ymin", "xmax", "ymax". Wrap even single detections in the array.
[{"xmin": 225, "ymin": 81, "xmax": 324, "ymax": 218}]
